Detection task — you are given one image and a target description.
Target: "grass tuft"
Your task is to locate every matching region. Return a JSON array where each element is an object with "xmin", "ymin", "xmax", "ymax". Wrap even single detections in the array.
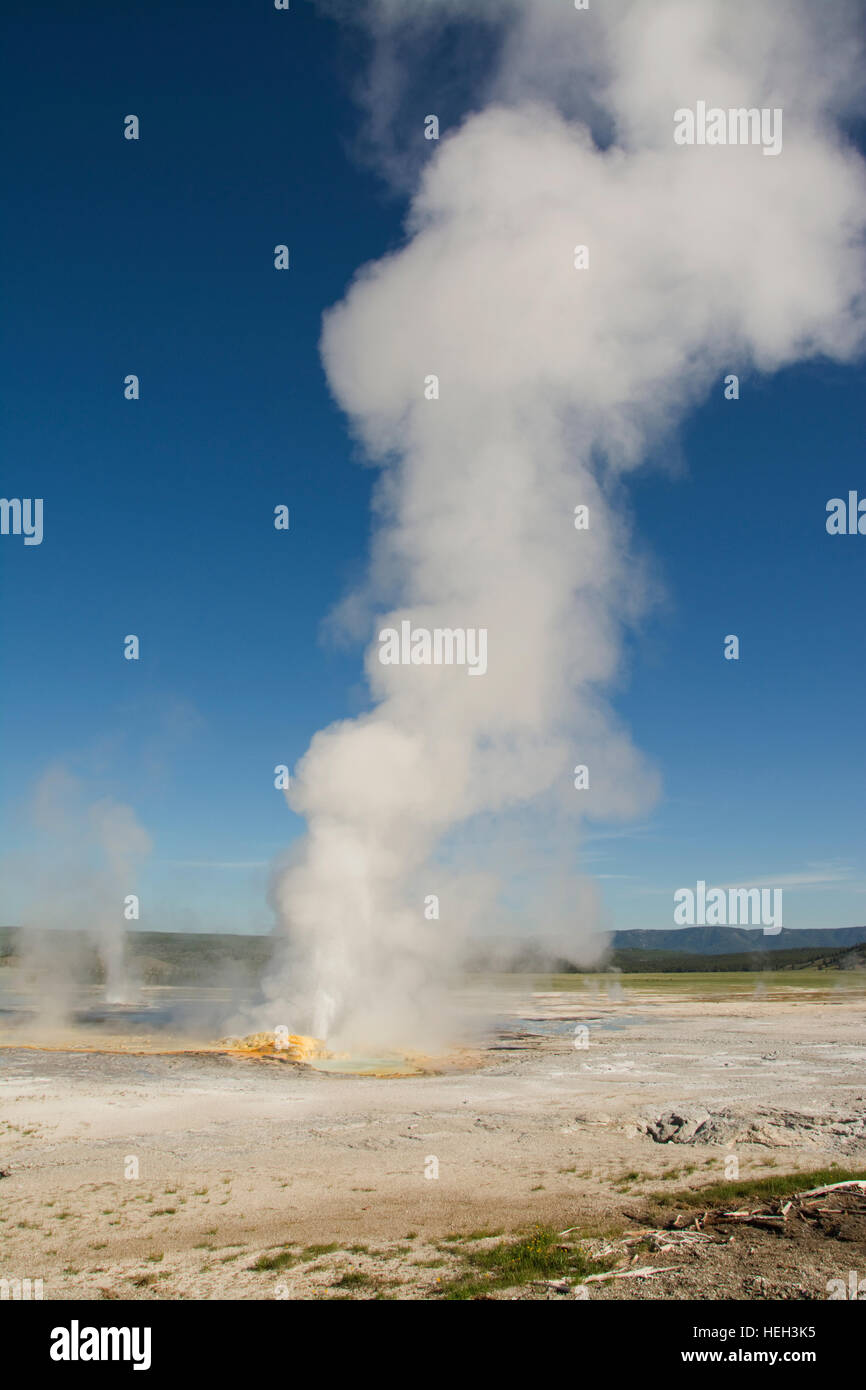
[{"xmin": 252, "ymin": 1247, "xmax": 299, "ymax": 1272}]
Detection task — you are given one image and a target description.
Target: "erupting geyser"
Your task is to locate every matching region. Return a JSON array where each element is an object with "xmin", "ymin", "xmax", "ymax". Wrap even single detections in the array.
[{"xmin": 262, "ymin": 0, "xmax": 866, "ymax": 1052}]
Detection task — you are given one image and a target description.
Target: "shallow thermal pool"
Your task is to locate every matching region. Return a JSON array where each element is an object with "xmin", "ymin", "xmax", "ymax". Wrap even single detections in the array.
[{"xmin": 305, "ymin": 1054, "xmax": 425, "ymax": 1076}]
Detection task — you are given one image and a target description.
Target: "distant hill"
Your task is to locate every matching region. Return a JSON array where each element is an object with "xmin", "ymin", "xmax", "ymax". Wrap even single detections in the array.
[
  {"xmin": 0, "ymin": 927, "xmax": 272, "ymax": 986},
  {"xmin": 3, "ymin": 924, "xmax": 866, "ymax": 982},
  {"xmin": 609, "ymin": 926, "xmax": 866, "ymax": 955}
]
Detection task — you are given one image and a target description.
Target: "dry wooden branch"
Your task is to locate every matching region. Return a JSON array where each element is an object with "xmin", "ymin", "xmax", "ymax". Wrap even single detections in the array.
[{"xmin": 794, "ymin": 1179, "xmax": 866, "ymax": 1199}]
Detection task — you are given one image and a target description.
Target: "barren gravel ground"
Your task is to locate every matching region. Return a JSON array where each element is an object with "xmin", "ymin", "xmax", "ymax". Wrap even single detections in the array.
[{"xmin": 1, "ymin": 977, "xmax": 864, "ymax": 1299}]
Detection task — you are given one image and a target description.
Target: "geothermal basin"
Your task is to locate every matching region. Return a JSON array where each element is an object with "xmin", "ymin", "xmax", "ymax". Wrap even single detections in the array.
[{"xmin": 1, "ymin": 972, "xmax": 865, "ymax": 1300}]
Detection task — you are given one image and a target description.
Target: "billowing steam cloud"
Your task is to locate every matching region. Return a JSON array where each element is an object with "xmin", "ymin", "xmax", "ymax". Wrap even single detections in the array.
[{"xmin": 267, "ymin": 0, "xmax": 866, "ymax": 1049}]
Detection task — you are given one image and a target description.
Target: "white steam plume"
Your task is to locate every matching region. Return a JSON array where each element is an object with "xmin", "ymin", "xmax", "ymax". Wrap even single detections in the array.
[
  {"xmin": 267, "ymin": 0, "xmax": 866, "ymax": 1050},
  {"xmin": 7, "ymin": 766, "xmax": 152, "ymax": 1006}
]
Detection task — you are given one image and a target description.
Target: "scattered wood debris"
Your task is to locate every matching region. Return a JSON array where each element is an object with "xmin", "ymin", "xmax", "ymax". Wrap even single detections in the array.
[
  {"xmin": 686, "ymin": 1179, "xmax": 866, "ymax": 1235},
  {"xmin": 549, "ymin": 1181, "xmax": 866, "ymax": 1299}
]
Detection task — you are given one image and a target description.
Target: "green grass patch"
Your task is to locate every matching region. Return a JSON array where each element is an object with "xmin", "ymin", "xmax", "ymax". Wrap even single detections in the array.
[
  {"xmin": 434, "ymin": 1224, "xmax": 609, "ymax": 1300},
  {"xmin": 252, "ymin": 1247, "xmax": 299, "ymax": 1272},
  {"xmin": 331, "ymin": 1270, "xmax": 373, "ymax": 1289},
  {"xmin": 252, "ymin": 1241, "xmax": 341, "ymax": 1272},
  {"xmin": 649, "ymin": 1165, "xmax": 866, "ymax": 1209}
]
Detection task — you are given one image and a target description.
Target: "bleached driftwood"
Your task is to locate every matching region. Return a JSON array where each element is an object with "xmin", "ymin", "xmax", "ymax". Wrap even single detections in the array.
[{"xmin": 794, "ymin": 1179, "xmax": 866, "ymax": 1199}]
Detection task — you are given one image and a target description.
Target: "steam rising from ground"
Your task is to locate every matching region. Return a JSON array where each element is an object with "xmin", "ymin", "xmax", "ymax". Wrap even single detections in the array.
[
  {"xmin": 267, "ymin": 0, "xmax": 866, "ymax": 1050},
  {"xmin": 6, "ymin": 767, "xmax": 151, "ymax": 1010}
]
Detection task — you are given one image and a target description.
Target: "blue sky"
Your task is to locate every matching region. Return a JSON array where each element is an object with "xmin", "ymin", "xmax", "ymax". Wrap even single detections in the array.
[{"xmin": 1, "ymin": 0, "xmax": 864, "ymax": 936}]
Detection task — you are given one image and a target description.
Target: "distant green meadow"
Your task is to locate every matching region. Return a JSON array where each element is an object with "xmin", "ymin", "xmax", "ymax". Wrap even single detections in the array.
[{"xmin": 492, "ymin": 970, "xmax": 866, "ymax": 997}]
